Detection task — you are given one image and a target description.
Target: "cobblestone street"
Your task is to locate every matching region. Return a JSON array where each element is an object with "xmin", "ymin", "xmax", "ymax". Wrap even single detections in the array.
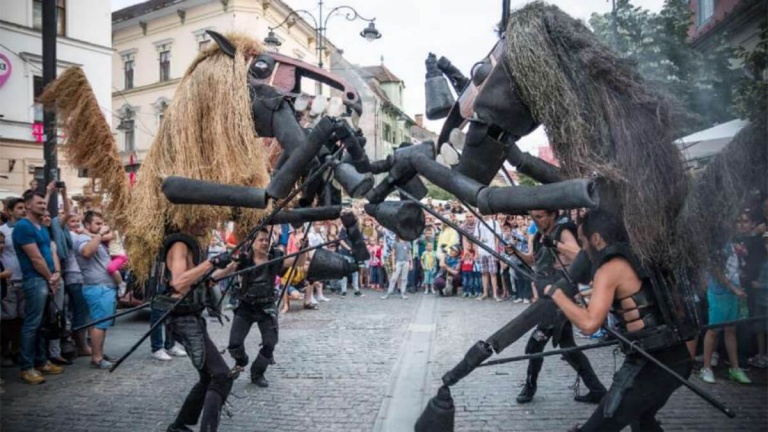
[{"xmin": 1, "ymin": 291, "xmax": 766, "ymax": 431}]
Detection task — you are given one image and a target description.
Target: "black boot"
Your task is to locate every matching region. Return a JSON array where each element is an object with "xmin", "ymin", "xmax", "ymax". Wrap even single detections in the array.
[
  {"xmin": 566, "ymin": 352, "xmax": 607, "ymax": 404},
  {"xmin": 516, "ymin": 376, "xmax": 537, "ymax": 404},
  {"xmin": 252, "ymin": 375, "xmax": 269, "ymax": 388},
  {"xmin": 167, "ymin": 421, "xmax": 193, "ymax": 432},
  {"xmin": 250, "ymin": 353, "xmax": 272, "ymax": 388}
]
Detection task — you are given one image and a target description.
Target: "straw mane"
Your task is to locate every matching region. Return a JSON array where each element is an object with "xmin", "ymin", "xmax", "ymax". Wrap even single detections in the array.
[
  {"xmin": 504, "ymin": 2, "xmax": 689, "ymax": 269},
  {"xmin": 39, "ymin": 68, "xmax": 131, "ymax": 231},
  {"xmin": 43, "ymin": 33, "xmax": 271, "ymax": 281}
]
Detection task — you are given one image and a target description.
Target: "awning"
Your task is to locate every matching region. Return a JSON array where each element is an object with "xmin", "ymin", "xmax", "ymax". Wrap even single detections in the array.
[{"xmin": 676, "ymin": 119, "xmax": 749, "ymax": 164}]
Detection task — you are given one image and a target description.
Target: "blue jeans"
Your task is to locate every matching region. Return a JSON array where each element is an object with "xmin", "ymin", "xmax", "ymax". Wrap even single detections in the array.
[
  {"xmin": 65, "ymin": 283, "xmax": 89, "ymax": 329},
  {"xmin": 20, "ymin": 277, "xmax": 50, "ymax": 370},
  {"xmin": 150, "ymin": 306, "xmax": 175, "ymax": 353}
]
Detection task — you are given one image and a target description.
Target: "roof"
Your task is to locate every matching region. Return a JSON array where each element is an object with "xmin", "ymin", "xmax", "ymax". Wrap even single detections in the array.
[
  {"xmin": 360, "ymin": 65, "xmax": 403, "ymax": 83},
  {"xmin": 113, "ymin": 0, "xmax": 186, "ymax": 23}
]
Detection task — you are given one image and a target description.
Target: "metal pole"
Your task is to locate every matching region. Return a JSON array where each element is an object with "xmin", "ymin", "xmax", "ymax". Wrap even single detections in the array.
[
  {"xmin": 478, "ymin": 339, "xmax": 618, "ymax": 368},
  {"xmin": 42, "ymin": 0, "xmax": 58, "ymax": 212}
]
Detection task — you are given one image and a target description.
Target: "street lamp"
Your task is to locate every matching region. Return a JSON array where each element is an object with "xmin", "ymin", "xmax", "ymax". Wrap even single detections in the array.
[{"xmin": 263, "ymin": 0, "xmax": 381, "ymax": 69}]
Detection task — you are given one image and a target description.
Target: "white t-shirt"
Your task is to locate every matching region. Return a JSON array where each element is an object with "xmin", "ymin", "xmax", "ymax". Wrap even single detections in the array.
[{"xmin": 473, "ymin": 219, "xmax": 499, "ymax": 257}]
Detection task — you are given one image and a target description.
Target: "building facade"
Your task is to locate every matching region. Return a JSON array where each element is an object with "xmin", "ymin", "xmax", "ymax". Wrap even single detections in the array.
[
  {"xmin": 111, "ymin": 0, "xmax": 325, "ymax": 167},
  {"xmin": 0, "ymin": 0, "xmax": 112, "ymax": 197},
  {"xmin": 688, "ymin": 0, "xmax": 766, "ymax": 51}
]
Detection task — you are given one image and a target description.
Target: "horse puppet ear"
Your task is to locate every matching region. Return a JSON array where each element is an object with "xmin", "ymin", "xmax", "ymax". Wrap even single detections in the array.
[{"xmin": 206, "ymin": 30, "xmax": 236, "ymax": 58}]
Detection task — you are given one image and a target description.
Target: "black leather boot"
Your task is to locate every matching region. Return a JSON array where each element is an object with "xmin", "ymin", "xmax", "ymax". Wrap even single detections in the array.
[
  {"xmin": 516, "ymin": 376, "xmax": 537, "ymax": 404},
  {"xmin": 250, "ymin": 353, "xmax": 272, "ymax": 388},
  {"xmin": 566, "ymin": 352, "xmax": 607, "ymax": 404},
  {"xmin": 167, "ymin": 421, "xmax": 193, "ymax": 432}
]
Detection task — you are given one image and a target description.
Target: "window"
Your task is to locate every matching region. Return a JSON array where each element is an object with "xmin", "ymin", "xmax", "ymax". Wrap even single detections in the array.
[
  {"xmin": 383, "ymin": 123, "xmax": 392, "ymax": 143},
  {"xmin": 119, "ymin": 109, "xmax": 136, "ymax": 152},
  {"xmin": 124, "ymin": 60, "xmax": 134, "ymax": 90},
  {"xmin": 198, "ymin": 40, "xmax": 211, "ymax": 51},
  {"xmin": 33, "ymin": 75, "xmax": 44, "ymax": 122},
  {"xmin": 156, "ymin": 100, "xmax": 169, "ymax": 126},
  {"xmin": 159, "ymin": 50, "xmax": 171, "ymax": 82},
  {"xmin": 698, "ymin": 0, "xmax": 715, "ymax": 26},
  {"xmin": 32, "ymin": 0, "xmax": 66, "ymax": 36}
]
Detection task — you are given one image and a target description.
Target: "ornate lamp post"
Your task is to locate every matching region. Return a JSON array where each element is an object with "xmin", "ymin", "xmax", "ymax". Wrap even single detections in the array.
[{"xmin": 263, "ymin": 0, "xmax": 381, "ymax": 69}]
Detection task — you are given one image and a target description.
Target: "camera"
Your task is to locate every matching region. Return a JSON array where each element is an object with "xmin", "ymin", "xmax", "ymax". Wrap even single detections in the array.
[{"xmin": 55, "ymin": 181, "xmax": 66, "ymax": 189}]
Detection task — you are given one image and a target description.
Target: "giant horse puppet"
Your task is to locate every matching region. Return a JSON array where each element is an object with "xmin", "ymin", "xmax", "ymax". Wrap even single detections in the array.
[{"xmin": 41, "ymin": 2, "xmax": 765, "ymax": 429}]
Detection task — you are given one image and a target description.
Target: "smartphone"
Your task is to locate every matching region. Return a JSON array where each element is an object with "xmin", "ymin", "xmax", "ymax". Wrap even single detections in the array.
[{"xmin": 55, "ymin": 181, "xmax": 66, "ymax": 188}]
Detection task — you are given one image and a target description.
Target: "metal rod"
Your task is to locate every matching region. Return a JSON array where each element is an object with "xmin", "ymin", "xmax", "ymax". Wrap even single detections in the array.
[
  {"xmin": 478, "ymin": 340, "xmax": 618, "ymax": 368},
  {"xmin": 702, "ymin": 315, "xmax": 767, "ymax": 330},
  {"xmin": 109, "ymin": 278, "xmax": 202, "ymax": 373},
  {"xmin": 458, "ymin": 198, "xmax": 535, "ymax": 275},
  {"xmin": 42, "ymin": 0, "xmax": 58, "ymax": 211},
  {"xmin": 72, "ymin": 303, "xmax": 150, "ymax": 332},
  {"xmin": 397, "ymin": 187, "xmax": 536, "ymax": 281},
  {"xmin": 213, "ymin": 240, "xmax": 338, "ymax": 283}
]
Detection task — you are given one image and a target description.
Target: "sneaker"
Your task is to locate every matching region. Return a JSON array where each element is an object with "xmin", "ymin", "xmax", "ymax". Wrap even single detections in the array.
[
  {"xmin": 747, "ymin": 355, "xmax": 768, "ymax": 369},
  {"xmin": 152, "ymin": 350, "xmax": 173, "ymax": 361},
  {"xmin": 90, "ymin": 359, "xmax": 114, "ymax": 370},
  {"xmin": 224, "ymin": 304, "xmax": 235, "ymax": 310},
  {"xmin": 380, "ymin": 294, "xmax": 390, "ymax": 300},
  {"xmin": 310, "ymin": 295, "xmax": 318, "ymax": 305},
  {"xmin": 401, "ymin": 294, "xmax": 408, "ymax": 300},
  {"xmin": 711, "ymin": 352, "xmax": 719, "ymax": 367},
  {"xmin": 20, "ymin": 369, "xmax": 45, "ymax": 384},
  {"xmin": 341, "ymin": 291, "xmax": 347, "ymax": 296},
  {"xmin": 699, "ymin": 367, "xmax": 715, "ymax": 384},
  {"xmin": 318, "ymin": 296, "xmax": 330, "ymax": 302},
  {"xmin": 354, "ymin": 291, "xmax": 363, "ymax": 297},
  {"xmin": 167, "ymin": 345, "xmax": 188, "ymax": 357},
  {"xmin": 36, "ymin": 362, "xmax": 64, "ymax": 375},
  {"xmin": 728, "ymin": 368, "xmax": 752, "ymax": 384},
  {"xmin": 523, "ymin": 299, "xmax": 531, "ymax": 304}
]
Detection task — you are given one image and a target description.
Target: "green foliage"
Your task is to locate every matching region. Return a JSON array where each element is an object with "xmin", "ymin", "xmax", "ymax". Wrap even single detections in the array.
[
  {"xmin": 589, "ymin": 0, "xmax": 741, "ymax": 132},
  {"xmin": 516, "ymin": 173, "xmax": 539, "ymax": 187},
  {"xmin": 733, "ymin": 22, "xmax": 768, "ymax": 126},
  {"xmin": 425, "ymin": 182, "xmax": 455, "ymax": 201}
]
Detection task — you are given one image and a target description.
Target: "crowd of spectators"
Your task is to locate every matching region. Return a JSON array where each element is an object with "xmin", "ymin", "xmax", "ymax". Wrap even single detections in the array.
[{"xmin": 1, "ymin": 185, "xmax": 766, "ymax": 390}]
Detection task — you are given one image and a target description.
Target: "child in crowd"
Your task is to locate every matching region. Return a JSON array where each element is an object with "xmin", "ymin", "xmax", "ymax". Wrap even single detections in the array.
[
  {"xmin": 420, "ymin": 242, "xmax": 438, "ymax": 294},
  {"xmin": 101, "ymin": 224, "xmax": 128, "ymax": 297},
  {"xmin": 368, "ymin": 238, "xmax": 383, "ymax": 291},
  {"xmin": 461, "ymin": 241, "xmax": 479, "ymax": 297}
]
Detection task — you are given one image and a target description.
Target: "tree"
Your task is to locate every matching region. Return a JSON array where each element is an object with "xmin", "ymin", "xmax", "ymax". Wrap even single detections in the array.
[
  {"xmin": 733, "ymin": 22, "xmax": 767, "ymax": 126},
  {"xmin": 517, "ymin": 173, "xmax": 539, "ymax": 187},
  {"xmin": 425, "ymin": 182, "xmax": 455, "ymax": 201},
  {"xmin": 589, "ymin": 0, "xmax": 741, "ymax": 132}
]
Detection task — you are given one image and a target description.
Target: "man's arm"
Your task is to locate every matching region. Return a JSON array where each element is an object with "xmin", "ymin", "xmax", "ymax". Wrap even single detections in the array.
[
  {"xmin": 549, "ymin": 259, "xmax": 622, "ymax": 335},
  {"xmin": 59, "ymin": 186, "xmax": 72, "ymax": 228},
  {"xmin": 555, "ymin": 229, "xmax": 580, "ymax": 261},
  {"xmin": 713, "ymin": 267, "xmax": 746, "ymax": 298},
  {"xmin": 167, "ymin": 242, "xmax": 214, "ymax": 295},
  {"xmin": 20, "ymin": 244, "xmax": 54, "ymax": 281},
  {"xmin": 78, "ymin": 232, "xmax": 103, "ymax": 258}
]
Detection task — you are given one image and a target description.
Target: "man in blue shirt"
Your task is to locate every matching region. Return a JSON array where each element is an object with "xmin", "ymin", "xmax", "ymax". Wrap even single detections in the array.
[{"xmin": 12, "ymin": 191, "xmax": 64, "ymax": 384}]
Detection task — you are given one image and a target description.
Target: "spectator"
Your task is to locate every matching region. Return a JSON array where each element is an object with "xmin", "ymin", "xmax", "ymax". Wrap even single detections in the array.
[
  {"xmin": 338, "ymin": 223, "xmax": 361, "ymax": 296},
  {"xmin": 436, "ymin": 244, "xmax": 462, "ymax": 296},
  {"xmin": 499, "ymin": 222, "xmax": 515, "ymax": 301},
  {"xmin": 699, "ymin": 241, "xmax": 752, "ymax": 384},
  {"xmin": 73, "ymin": 211, "xmax": 118, "ymax": 369},
  {"xmin": 381, "ymin": 236, "xmax": 411, "ymax": 300},
  {"xmin": 511, "ymin": 220, "xmax": 533, "ymax": 304},
  {"xmin": 368, "ymin": 238, "xmax": 383, "ymax": 291},
  {"xmin": 0, "ymin": 197, "xmax": 26, "ymax": 367},
  {"xmin": 461, "ymin": 240, "xmax": 479, "ymax": 298},
  {"xmin": 749, "ymin": 232, "xmax": 768, "ymax": 368},
  {"xmin": 64, "ymin": 213, "xmax": 91, "ymax": 357},
  {"xmin": 420, "ymin": 241, "xmax": 438, "ymax": 294},
  {"xmin": 474, "ymin": 214, "xmax": 500, "ymax": 301},
  {"xmin": 13, "ymin": 191, "xmax": 65, "ymax": 384},
  {"xmin": 436, "ymin": 212, "xmax": 459, "ymax": 259}
]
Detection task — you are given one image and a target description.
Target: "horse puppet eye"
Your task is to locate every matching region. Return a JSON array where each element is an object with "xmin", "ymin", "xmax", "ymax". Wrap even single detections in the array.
[{"xmin": 250, "ymin": 55, "xmax": 275, "ymax": 80}]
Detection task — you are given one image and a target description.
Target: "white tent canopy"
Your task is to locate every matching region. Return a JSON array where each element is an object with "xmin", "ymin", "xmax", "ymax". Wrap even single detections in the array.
[{"xmin": 676, "ymin": 119, "xmax": 749, "ymax": 164}]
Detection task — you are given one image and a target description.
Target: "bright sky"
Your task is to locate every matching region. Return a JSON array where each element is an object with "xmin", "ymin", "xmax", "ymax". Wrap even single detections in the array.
[{"xmin": 112, "ymin": 0, "xmax": 666, "ymax": 152}]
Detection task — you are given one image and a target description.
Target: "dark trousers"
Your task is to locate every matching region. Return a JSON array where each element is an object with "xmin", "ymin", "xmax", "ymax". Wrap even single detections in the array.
[
  {"xmin": 227, "ymin": 304, "xmax": 278, "ymax": 377},
  {"xmin": 579, "ymin": 344, "xmax": 692, "ymax": 432},
  {"xmin": 515, "ymin": 275, "xmax": 533, "ymax": 300},
  {"xmin": 524, "ymin": 320, "xmax": 606, "ymax": 394},
  {"xmin": 168, "ymin": 315, "xmax": 232, "ymax": 432},
  {"xmin": 407, "ymin": 257, "xmax": 421, "ymax": 291}
]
